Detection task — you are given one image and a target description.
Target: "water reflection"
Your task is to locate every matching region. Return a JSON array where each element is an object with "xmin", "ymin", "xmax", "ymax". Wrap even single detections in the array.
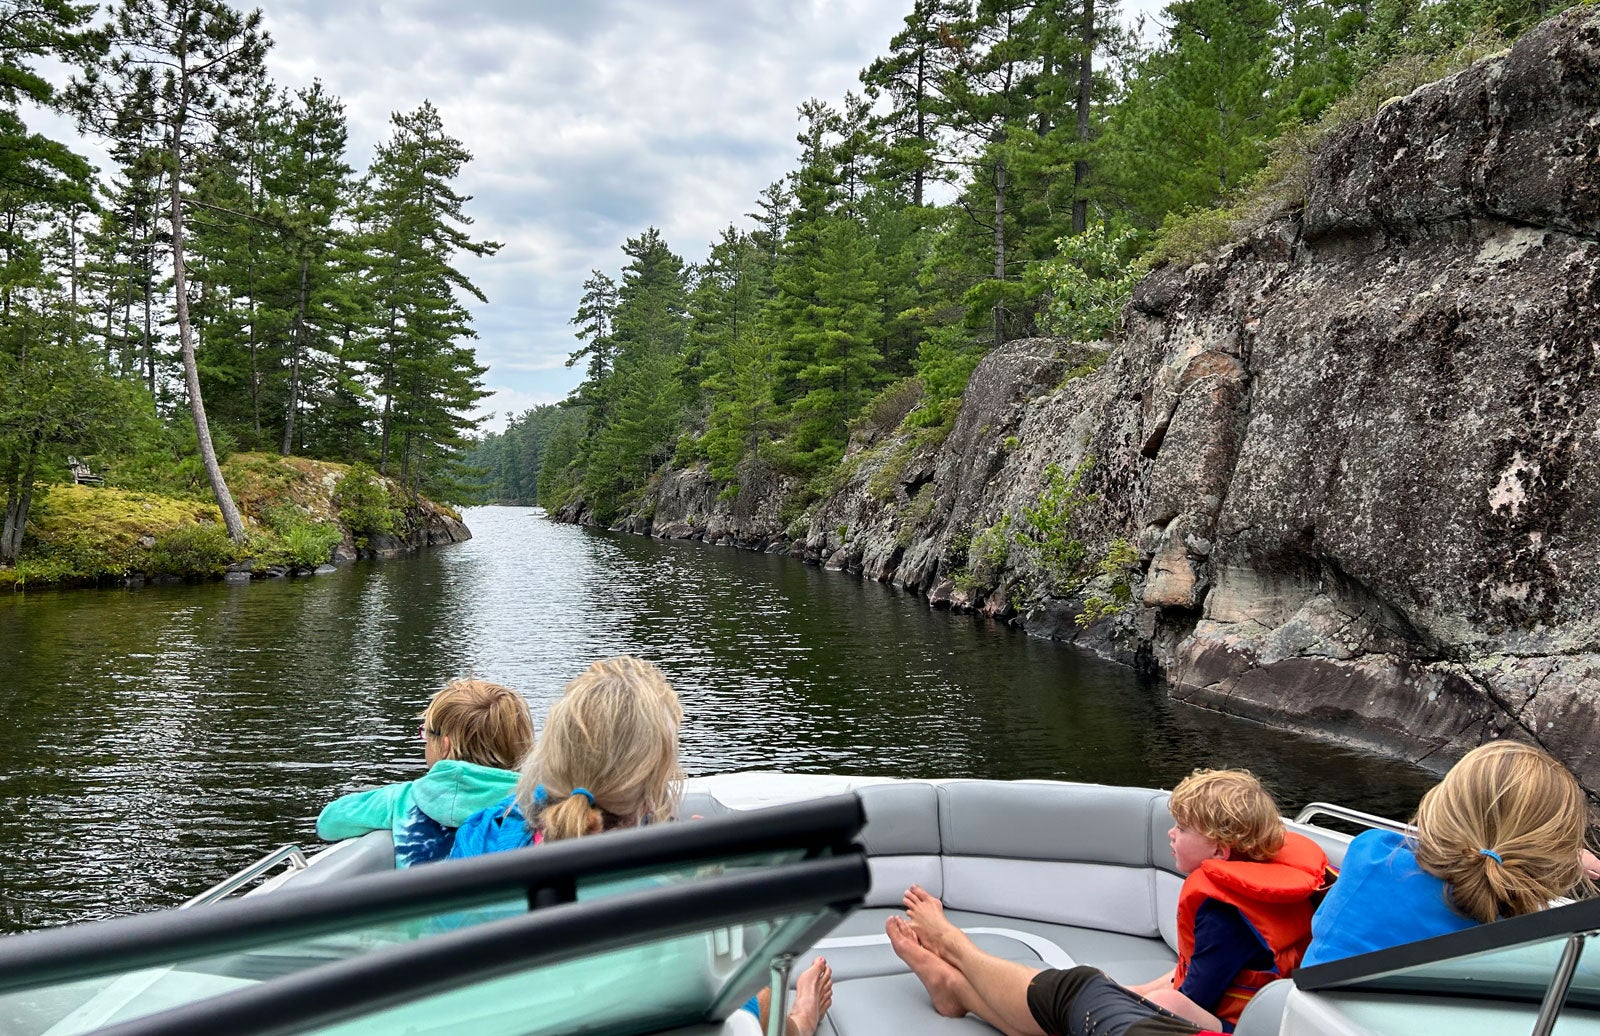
[{"xmin": 0, "ymin": 506, "xmax": 1438, "ymax": 932}]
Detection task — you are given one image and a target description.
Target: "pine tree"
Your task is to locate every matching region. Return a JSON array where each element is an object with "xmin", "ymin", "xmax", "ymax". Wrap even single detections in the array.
[
  {"xmin": 860, "ymin": 0, "xmax": 968, "ymax": 208},
  {"xmin": 359, "ymin": 101, "xmax": 500, "ymax": 496},
  {"xmin": 259, "ymin": 80, "xmax": 358, "ymax": 457},
  {"xmin": 781, "ymin": 216, "xmax": 885, "ymax": 471},
  {"xmin": 566, "ymin": 269, "xmax": 618, "ymax": 427},
  {"xmin": 693, "ymin": 228, "xmax": 775, "ymax": 480}
]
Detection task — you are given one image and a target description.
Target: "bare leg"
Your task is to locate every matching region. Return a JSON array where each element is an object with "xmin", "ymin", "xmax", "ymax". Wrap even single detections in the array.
[
  {"xmin": 787, "ymin": 956, "xmax": 833, "ymax": 1036},
  {"xmin": 887, "ymin": 918, "xmax": 1032, "ymax": 1036},
  {"xmin": 902, "ymin": 885, "xmax": 1049, "ymax": 1036},
  {"xmin": 1144, "ymin": 987, "xmax": 1223, "ymax": 1032}
]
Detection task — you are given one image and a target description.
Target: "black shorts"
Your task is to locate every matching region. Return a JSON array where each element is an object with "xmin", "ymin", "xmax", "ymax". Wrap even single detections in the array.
[{"xmin": 1026, "ymin": 967, "xmax": 1218, "ymax": 1036}]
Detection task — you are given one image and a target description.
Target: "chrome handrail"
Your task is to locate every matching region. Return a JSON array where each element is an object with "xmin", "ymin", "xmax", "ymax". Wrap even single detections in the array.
[
  {"xmin": 1294, "ymin": 802, "xmax": 1413, "ymax": 835},
  {"xmin": 181, "ymin": 844, "xmax": 309, "ymax": 909}
]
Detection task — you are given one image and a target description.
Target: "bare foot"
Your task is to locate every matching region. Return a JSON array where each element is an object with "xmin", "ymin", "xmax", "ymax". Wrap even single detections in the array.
[
  {"xmin": 887, "ymin": 915, "xmax": 969, "ymax": 1019},
  {"xmin": 787, "ymin": 956, "xmax": 833, "ymax": 1036},
  {"xmin": 902, "ymin": 884, "xmax": 967, "ymax": 963}
]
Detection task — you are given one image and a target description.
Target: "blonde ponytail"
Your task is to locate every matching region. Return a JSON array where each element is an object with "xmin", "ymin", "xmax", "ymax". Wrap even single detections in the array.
[
  {"xmin": 539, "ymin": 792, "xmax": 605, "ymax": 841},
  {"xmin": 1413, "ymin": 741, "xmax": 1588, "ymax": 923}
]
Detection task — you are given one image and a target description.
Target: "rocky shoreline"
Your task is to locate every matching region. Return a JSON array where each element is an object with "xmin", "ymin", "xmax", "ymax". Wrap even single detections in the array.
[{"xmin": 556, "ymin": 9, "xmax": 1600, "ymax": 796}]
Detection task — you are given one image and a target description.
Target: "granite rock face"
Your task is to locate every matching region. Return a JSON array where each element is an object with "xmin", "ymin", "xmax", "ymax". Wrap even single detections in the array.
[{"xmin": 558, "ymin": 9, "xmax": 1600, "ymax": 793}]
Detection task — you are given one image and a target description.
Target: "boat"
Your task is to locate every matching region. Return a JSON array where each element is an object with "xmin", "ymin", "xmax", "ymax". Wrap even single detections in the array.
[{"xmin": 0, "ymin": 774, "xmax": 1595, "ymax": 1035}]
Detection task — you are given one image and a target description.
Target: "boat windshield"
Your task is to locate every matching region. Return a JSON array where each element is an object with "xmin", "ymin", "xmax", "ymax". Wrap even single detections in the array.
[
  {"xmin": 1295, "ymin": 896, "xmax": 1600, "ymax": 1034},
  {"xmin": 0, "ymin": 795, "xmax": 867, "ymax": 1036}
]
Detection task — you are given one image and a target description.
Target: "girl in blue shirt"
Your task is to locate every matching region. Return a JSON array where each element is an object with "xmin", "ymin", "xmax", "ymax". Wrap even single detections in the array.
[{"xmin": 1304, "ymin": 741, "xmax": 1591, "ymax": 968}]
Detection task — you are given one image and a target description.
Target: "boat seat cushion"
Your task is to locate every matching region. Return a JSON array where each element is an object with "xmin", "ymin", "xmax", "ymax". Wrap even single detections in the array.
[
  {"xmin": 858, "ymin": 783, "xmax": 942, "ymax": 904},
  {"xmin": 812, "ymin": 907, "xmax": 1175, "ymax": 986},
  {"xmin": 803, "ymin": 905, "xmax": 1177, "ymax": 1036},
  {"xmin": 936, "ymin": 781, "xmax": 1174, "ymax": 940}
]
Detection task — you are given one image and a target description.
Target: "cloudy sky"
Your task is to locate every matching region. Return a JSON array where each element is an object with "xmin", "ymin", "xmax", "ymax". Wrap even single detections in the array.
[{"xmin": 41, "ymin": 1, "xmax": 1162, "ymax": 432}]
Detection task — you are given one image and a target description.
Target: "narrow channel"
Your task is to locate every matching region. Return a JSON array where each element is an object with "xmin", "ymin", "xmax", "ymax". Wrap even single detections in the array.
[{"xmin": 0, "ymin": 506, "xmax": 1437, "ymax": 932}]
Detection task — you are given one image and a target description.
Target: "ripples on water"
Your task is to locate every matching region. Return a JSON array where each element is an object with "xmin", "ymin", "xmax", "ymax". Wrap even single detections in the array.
[{"xmin": 0, "ymin": 506, "xmax": 1439, "ymax": 932}]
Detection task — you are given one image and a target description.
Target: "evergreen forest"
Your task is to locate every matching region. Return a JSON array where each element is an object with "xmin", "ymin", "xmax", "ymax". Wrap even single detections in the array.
[
  {"xmin": 468, "ymin": 0, "xmax": 1577, "ymax": 523},
  {"xmin": 1, "ymin": 0, "xmax": 497, "ymax": 568}
]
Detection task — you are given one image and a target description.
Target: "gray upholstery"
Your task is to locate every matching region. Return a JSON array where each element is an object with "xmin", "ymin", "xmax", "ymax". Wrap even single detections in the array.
[
  {"xmin": 858, "ymin": 783, "xmax": 941, "ymax": 855},
  {"xmin": 859, "ymin": 783, "xmax": 944, "ymax": 904},
  {"xmin": 938, "ymin": 781, "xmax": 1161, "ymax": 866},
  {"xmin": 1235, "ymin": 978, "xmax": 1295, "ymax": 1036},
  {"xmin": 269, "ymin": 830, "xmax": 394, "ymax": 892},
  {"xmin": 678, "ymin": 791, "xmax": 733, "ymax": 820},
  {"xmin": 823, "ymin": 908, "xmax": 1175, "ymax": 985},
  {"xmin": 793, "ymin": 779, "xmax": 1341, "ymax": 1035}
]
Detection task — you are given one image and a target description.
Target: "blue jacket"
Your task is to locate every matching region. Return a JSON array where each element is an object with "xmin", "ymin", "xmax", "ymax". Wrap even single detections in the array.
[
  {"xmin": 448, "ymin": 794, "xmax": 537, "ymax": 859},
  {"xmin": 316, "ymin": 761, "xmax": 520, "ymax": 868},
  {"xmin": 1302, "ymin": 829, "xmax": 1478, "ymax": 967}
]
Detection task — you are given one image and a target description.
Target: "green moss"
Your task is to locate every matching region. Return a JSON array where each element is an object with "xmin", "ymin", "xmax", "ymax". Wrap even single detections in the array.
[{"xmin": 24, "ymin": 485, "xmax": 224, "ymax": 580}]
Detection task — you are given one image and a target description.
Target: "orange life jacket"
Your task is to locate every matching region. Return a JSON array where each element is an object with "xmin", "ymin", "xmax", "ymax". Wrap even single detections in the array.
[{"xmin": 1172, "ymin": 831, "xmax": 1331, "ymax": 1028}]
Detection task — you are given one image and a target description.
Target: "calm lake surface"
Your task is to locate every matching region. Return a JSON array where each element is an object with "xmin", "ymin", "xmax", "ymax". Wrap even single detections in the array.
[{"xmin": 0, "ymin": 506, "xmax": 1438, "ymax": 933}]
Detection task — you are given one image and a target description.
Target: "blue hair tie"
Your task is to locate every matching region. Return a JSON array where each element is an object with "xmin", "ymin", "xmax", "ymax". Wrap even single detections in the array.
[
  {"xmin": 532, "ymin": 784, "xmax": 548, "ymax": 806},
  {"xmin": 571, "ymin": 787, "xmax": 596, "ymax": 807},
  {"xmin": 1479, "ymin": 848, "xmax": 1503, "ymax": 864}
]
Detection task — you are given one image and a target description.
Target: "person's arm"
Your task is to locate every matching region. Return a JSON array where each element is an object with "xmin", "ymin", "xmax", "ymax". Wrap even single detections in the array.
[{"xmin": 316, "ymin": 783, "xmax": 407, "ymax": 840}]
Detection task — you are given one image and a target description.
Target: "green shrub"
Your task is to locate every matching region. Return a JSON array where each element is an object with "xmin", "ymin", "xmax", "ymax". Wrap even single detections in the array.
[
  {"xmin": 1030, "ymin": 222, "xmax": 1147, "ymax": 342},
  {"xmin": 145, "ymin": 523, "xmax": 237, "ymax": 578},
  {"xmin": 335, "ymin": 464, "xmax": 399, "ymax": 546},
  {"xmin": 866, "ymin": 443, "xmax": 912, "ymax": 502},
  {"xmin": 853, "ymin": 378, "xmax": 925, "ymax": 439},
  {"xmin": 1147, "ymin": 206, "xmax": 1242, "ymax": 268},
  {"xmin": 257, "ymin": 504, "xmax": 342, "ymax": 568},
  {"xmin": 1076, "ymin": 538, "xmax": 1139, "ymax": 628}
]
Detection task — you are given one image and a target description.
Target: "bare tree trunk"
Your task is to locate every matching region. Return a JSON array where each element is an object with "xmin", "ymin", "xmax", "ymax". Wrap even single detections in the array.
[
  {"xmin": 1, "ymin": 430, "xmax": 42, "ymax": 565},
  {"xmin": 67, "ymin": 208, "xmax": 80, "ymax": 348},
  {"xmin": 992, "ymin": 156, "xmax": 1007, "ymax": 350},
  {"xmin": 1073, "ymin": 0, "xmax": 1095, "ymax": 235},
  {"xmin": 281, "ymin": 257, "xmax": 309, "ymax": 455},
  {"xmin": 169, "ymin": 93, "xmax": 246, "ymax": 542},
  {"xmin": 913, "ymin": 44, "xmax": 927, "ymax": 208},
  {"xmin": 378, "ymin": 301, "xmax": 399, "ymax": 475},
  {"xmin": 142, "ymin": 214, "xmax": 155, "ymax": 399}
]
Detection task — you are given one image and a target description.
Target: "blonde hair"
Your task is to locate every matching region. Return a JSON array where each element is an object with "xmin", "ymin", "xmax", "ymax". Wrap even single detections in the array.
[
  {"xmin": 517, "ymin": 656, "xmax": 683, "ymax": 842},
  {"xmin": 420, "ymin": 679, "xmax": 535, "ymax": 771},
  {"xmin": 1413, "ymin": 741, "xmax": 1588, "ymax": 923},
  {"xmin": 1169, "ymin": 768, "xmax": 1286, "ymax": 862}
]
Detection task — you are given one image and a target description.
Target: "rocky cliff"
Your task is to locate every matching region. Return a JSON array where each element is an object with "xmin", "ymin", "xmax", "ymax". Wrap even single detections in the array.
[{"xmin": 562, "ymin": 9, "xmax": 1600, "ymax": 792}]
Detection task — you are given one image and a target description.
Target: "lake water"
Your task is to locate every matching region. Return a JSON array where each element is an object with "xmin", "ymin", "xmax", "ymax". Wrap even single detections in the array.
[{"xmin": 0, "ymin": 506, "xmax": 1437, "ymax": 932}]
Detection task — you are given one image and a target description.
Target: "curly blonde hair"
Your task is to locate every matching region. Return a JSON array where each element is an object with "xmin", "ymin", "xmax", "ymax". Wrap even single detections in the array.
[
  {"xmin": 1413, "ymin": 741, "xmax": 1588, "ymax": 924},
  {"xmin": 1169, "ymin": 768, "xmax": 1286, "ymax": 862},
  {"xmin": 517, "ymin": 657, "xmax": 683, "ymax": 842}
]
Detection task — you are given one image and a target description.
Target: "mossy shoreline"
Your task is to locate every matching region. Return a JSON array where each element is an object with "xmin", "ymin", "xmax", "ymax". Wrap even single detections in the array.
[{"xmin": 1, "ymin": 454, "xmax": 467, "ymax": 592}]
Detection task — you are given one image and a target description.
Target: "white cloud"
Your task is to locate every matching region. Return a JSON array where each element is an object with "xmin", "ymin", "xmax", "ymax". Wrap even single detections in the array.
[{"xmin": 473, "ymin": 385, "xmax": 569, "ymax": 435}]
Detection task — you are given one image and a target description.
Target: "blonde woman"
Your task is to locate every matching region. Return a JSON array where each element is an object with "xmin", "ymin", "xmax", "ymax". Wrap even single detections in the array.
[{"xmin": 1302, "ymin": 740, "xmax": 1591, "ymax": 967}]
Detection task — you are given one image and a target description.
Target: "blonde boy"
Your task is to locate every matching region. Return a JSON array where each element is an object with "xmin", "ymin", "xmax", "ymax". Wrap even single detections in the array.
[{"xmin": 317, "ymin": 679, "xmax": 534, "ymax": 867}]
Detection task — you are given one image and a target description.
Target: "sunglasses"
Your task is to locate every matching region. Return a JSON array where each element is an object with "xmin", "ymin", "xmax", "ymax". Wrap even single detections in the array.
[{"xmin": 418, "ymin": 723, "xmax": 442, "ymax": 741}]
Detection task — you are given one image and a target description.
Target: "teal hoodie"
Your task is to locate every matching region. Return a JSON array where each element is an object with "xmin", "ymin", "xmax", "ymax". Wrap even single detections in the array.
[{"xmin": 316, "ymin": 760, "xmax": 520, "ymax": 867}]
